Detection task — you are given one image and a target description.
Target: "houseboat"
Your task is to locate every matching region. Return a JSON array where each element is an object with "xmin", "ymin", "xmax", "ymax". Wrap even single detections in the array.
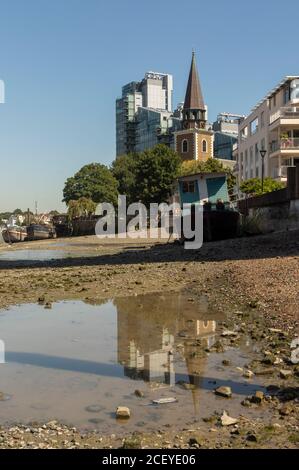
[
  {"xmin": 26, "ymin": 224, "xmax": 56, "ymax": 241},
  {"xmin": 2, "ymin": 225, "xmax": 27, "ymax": 243},
  {"xmin": 177, "ymin": 172, "xmax": 240, "ymax": 242}
]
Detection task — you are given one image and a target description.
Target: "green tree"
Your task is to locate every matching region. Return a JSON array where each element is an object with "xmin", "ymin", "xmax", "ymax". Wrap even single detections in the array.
[
  {"xmin": 132, "ymin": 145, "xmax": 181, "ymax": 206},
  {"xmin": 180, "ymin": 158, "xmax": 236, "ymax": 196},
  {"xmin": 63, "ymin": 163, "xmax": 118, "ymax": 206},
  {"xmin": 111, "ymin": 153, "xmax": 137, "ymax": 204},
  {"xmin": 13, "ymin": 208, "xmax": 23, "ymax": 215},
  {"xmin": 240, "ymin": 177, "xmax": 285, "ymax": 196},
  {"xmin": 67, "ymin": 197, "xmax": 97, "ymax": 219}
]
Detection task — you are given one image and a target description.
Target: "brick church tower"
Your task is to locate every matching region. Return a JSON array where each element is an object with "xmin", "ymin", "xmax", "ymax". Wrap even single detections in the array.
[{"xmin": 175, "ymin": 52, "xmax": 213, "ymax": 161}]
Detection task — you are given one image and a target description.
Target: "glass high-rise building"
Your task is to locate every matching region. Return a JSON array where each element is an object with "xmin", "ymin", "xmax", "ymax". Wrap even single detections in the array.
[{"xmin": 116, "ymin": 72, "xmax": 175, "ymax": 157}]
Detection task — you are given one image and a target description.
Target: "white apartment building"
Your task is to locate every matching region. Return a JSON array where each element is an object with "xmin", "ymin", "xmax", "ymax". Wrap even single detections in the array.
[{"xmin": 237, "ymin": 76, "xmax": 299, "ymax": 184}]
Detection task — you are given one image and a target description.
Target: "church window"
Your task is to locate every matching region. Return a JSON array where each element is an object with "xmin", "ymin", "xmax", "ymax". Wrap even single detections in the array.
[
  {"xmin": 182, "ymin": 139, "xmax": 188, "ymax": 153},
  {"xmin": 202, "ymin": 139, "xmax": 207, "ymax": 152}
]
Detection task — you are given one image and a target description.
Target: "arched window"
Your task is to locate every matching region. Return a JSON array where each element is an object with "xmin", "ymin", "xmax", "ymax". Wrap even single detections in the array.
[
  {"xmin": 202, "ymin": 139, "xmax": 207, "ymax": 152},
  {"xmin": 182, "ymin": 139, "xmax": 188, "ymax": 153}
]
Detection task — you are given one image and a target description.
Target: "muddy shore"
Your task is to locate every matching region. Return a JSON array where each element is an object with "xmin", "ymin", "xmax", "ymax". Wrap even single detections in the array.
[{"xmin": 0, "ymin": 231, "xmax": 298, "ymax": 448}]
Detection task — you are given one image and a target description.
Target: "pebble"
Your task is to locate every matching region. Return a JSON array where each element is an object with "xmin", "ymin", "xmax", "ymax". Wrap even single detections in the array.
[
  {"xmin": 215, "ymin": 386, "xmax": 232, "ymax": 398},
  {"xmin": 279, "ymin": 369, "xmax": 292, "ymax": 379},
  {"xmin": 116, "ymin": 406, "xmax": 130, "ymax": 419},
  {"xmin": 220, "ymin": 411, "xmax": 238, "ymax": 426}
]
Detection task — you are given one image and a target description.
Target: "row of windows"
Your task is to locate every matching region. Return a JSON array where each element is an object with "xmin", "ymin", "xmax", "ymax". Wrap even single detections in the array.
[
  {"xmin": 240, "ymin": 112, "xmax": 265, "ymax": 139},
  {"xmin": 239, "ymin": 139, "xmax": 265, "ymax": 165},
  {"xmin": 181, "ymin": 139, "xmax": 208, "ymax": 153}
]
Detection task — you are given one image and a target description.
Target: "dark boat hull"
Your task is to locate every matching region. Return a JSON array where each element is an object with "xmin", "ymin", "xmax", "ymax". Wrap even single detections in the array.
[
  {"xmin": 26, "ymin": 225, "xmax": 56, "ymax": 241},
  {"xmin": 2, "ymin": 228, "xmax": 27, "ymax": 243}
]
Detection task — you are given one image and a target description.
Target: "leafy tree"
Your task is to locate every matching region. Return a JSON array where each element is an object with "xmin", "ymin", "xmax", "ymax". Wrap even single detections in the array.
[
  {"xmin": 111, "ymin": 153, "xmax": 137, "ymax": 204},
  {"xmin": 180, "ymin": 158, "xmax": 236, "ymax": 196},
  {"xmin": 63, "ymin": 163, "xmax": 118, "ymax": 206},
  {"xmin": 67, "ymin": 197, "xmax": 97, "ymax": 219},
  {"xmin": 240, "ymin": 177, "xmax": 285, "ymax": 196},
  {"xmin": 131, "ymin": 145, "xmax": 181, "ymax": 206},
  {"xmin": 13, "ymin": 208, "xmax": 23, "ymax": 215}
]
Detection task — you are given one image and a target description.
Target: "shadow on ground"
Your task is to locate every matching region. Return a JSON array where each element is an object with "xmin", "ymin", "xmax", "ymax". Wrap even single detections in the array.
[{"xmin": 0, "ymin": 230, "xmax": 299, "ymax": 270}]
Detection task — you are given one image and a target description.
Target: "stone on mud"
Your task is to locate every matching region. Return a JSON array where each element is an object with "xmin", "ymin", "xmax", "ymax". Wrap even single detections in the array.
[
  {"xmin": 220, "ymin": 411, "xmax": 238, "ymax": 426},
  {"xmin": 116, "ymin": 406, "xmax": 130, "ymax": 419},
  {"xmin": 215, "ymin": 386, "xmax": 232, "ymax": 398}
]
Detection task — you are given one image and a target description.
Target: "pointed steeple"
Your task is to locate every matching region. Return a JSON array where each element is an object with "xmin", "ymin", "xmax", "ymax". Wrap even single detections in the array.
[{"xmin": 183, "ymin": 51, "xmax": 205, "ymax": 111}]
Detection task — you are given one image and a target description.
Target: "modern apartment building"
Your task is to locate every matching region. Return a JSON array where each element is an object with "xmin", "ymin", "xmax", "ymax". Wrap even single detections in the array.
[
  {"xmin": 115, "ymin": 72, "xmax": 174, "ymax": 156},
  {"xmin": 213, "ymin": 113, "xmax": 244, "ymax": 161},
  {"xmin": 236, "ymin": 76, "xmax": 299, "ymax": 184}
]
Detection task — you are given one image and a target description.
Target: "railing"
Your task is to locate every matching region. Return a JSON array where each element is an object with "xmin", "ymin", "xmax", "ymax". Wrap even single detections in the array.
[
  {"xmin": 270, "ymin": 138, "xmax": 299, "ymax": 153},
  {"xmin": 270, "ymin": 107, "xmax": 299, "ymax": 124}
]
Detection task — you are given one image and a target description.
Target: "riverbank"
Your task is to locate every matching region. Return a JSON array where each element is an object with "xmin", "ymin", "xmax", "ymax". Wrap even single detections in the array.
[{"xmin": 0, "ymin": 231, "xmax": 298, "ymax": 448}]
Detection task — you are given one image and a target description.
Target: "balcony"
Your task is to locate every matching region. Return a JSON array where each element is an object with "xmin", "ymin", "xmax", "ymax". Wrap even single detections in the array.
[
  {"xmin": 270, "ymin": 138, "xmax": 299, "ymax": 154},
  {"xmin": 270, "ymin": 106, "xmax": 299, "ymax": 128}
]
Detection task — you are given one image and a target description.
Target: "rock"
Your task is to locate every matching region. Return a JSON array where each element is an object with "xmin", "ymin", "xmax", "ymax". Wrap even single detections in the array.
[
  {"xmin": 134, "ymin": 389, "xmax": 144, "ymax": 398},
  {"xmin": 215, "ymin": 386, "xmax": 232, "ymax": 398},
  {"xmin": 220, "ymin": 411, "xmax": 238, "ymax": 426},
  {"xmin": 222, "ymin": 360, "xmax": 231, "ymax": 366},
  {"xmin": 274, "ymin": 357, "xmax": 283, "ymax": 365},
  {"xmin": 251, "ymin": 391, "xmax": 264, "ymax": 404},
  {"xmin": 152, "ymin": 397, "xmax": 177, "ymax": 405},
  {"xmin": 116, "ymin": 406, "xmax": 130, "ymax": 419},
  {"xmin": 221, "ymin": 330, "xmax": 238, "ymax": 337},
  {"xmin": 269, "ymin": 328, "xmax": 282, "ymax": 334},
  {"xmin": 279, "ymin": 369, "xmax": 292, "ymax": 379},
  {"xmin": 44, "ymin": 302, "xmax": 52, "ymax": 309},
  {"xmin": 188, "ymin": 436, "xmax": 202, "ymax": 447},
  {"xmin": 279, "ymin": 404, "xmax": 292, "ymax": 416},
  {"xmin": 241, "ymin": 399, "xmax": 252, "ymax": 408},
  {"xmin": 243, "ymin": 369, "xmax": 254, "ymax": 379},
  {"xmin": 122, "ymin": 436, "xmax": 141, "ymax": 449},
  {"xmin": 254, "ymin": 368, "xmax": 275, "ymax": 376},
  {"xmin": 246, "ymin": 433, "xmax": 258, "ymax": 442}
]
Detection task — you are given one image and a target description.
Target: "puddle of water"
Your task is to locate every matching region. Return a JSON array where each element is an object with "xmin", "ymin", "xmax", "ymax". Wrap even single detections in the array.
[{"xmin": 0, "ymin": 293, "xmax": 267, "ymax": 434}]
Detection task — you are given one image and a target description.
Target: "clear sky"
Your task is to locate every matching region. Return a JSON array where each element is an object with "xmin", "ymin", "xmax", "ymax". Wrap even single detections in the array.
[{"xmin": 0, "ymin": 0, "xmax": 297, "ymax": 212}]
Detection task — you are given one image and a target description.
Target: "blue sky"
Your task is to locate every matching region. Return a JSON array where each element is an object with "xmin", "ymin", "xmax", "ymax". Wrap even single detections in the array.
[{"xmin": 0, "ymin": 0, "xmax": 297, "ymax": 212}]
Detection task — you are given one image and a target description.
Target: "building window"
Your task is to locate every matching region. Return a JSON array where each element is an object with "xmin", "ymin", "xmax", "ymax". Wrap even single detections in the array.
[
  {"xmin": 241, "ymin": 126, "xmax": 248, "ymax": 140},
  {"xmin": 202, "ymin": 139, "xmax": 207, "ymax": 152},
  {"xmin": 290, "ymin": 79, "xmax": 299, "ymax": 100},
  {"xmin": 182, "ymin": 181, "xmax": 195, "ymax": 193},
  {"xmin": 250, "ymin": 117, "xmax": 259, "ymax": 135},
  {"xmin": 182, "ymin": 139, "xmax": 188, "ymax": 153}
]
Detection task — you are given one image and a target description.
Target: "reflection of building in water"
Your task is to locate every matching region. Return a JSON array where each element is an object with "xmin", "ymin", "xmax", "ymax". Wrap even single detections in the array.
[
  {"xmin": 115, "ymin": 293, "xmax": 218, "ymax": 388},
  {"xmin": 126, "ymin": 328, "xmax": 175, "ymax": 385}
]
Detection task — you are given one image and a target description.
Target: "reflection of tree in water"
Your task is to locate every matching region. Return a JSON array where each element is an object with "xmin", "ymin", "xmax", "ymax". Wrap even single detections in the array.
[
  {"xmin": 83, "ymin": 298, "xmax": 109, "ymax": 307},
  {"xmin": 115, "ymin": 292, "xmax": 222, "ymax": 391}
]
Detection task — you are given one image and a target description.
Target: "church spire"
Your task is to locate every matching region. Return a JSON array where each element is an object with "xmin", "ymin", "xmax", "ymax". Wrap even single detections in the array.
[{"xmin": 183, "ymin": 51, "xmax": 205, "ymax": 111}]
